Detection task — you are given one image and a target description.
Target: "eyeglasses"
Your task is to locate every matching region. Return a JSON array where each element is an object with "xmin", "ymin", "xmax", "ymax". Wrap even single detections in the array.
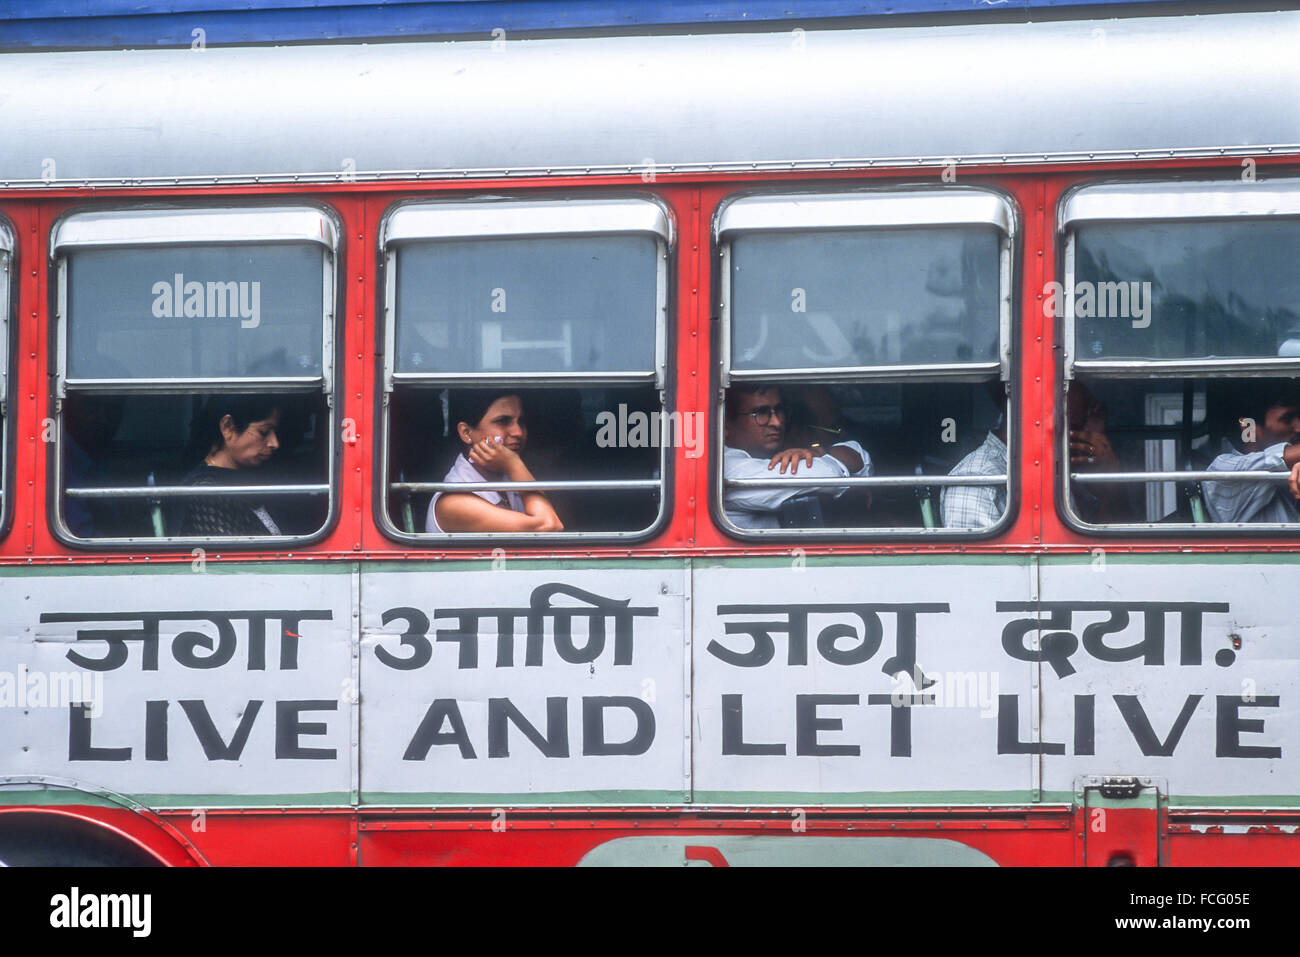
[{"xmin": 744, "ymin": 404, "xmax": 786, "ymax": 425}]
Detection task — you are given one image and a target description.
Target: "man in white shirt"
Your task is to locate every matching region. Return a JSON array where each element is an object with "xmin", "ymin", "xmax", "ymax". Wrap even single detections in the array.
[
  {"xmin": 1203, "ymin": 391, "xmax": 1300, "ymax": 524},
  {"xmin": 722, "ymin": 385, "xmax": 872, "ymax": 529}
]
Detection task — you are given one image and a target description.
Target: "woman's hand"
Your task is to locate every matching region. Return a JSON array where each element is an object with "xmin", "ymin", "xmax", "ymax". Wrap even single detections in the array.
[{"xmin": 468, "ymin": 436, "xmax": 525, "ymax": 478}]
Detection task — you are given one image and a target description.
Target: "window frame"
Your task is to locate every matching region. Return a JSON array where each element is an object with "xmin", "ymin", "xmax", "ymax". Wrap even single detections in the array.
[
  {"xmin": 711, "ymin": 185, "xmax": 1020, "ymax": 541},
  {"xmin": 1058, "ymin": 176, "xmax": 1300, "ymax": 536},
  {"xmin": 0, "ymin": 216, "xmax": 13, "ymax": 542},
  {"xmin": 47, "ymin": 203, "xmax": 343, "ymax": 549},
  {"xmin": 375, "ymin": 194, "xmax": 676, "ymax": 546}
]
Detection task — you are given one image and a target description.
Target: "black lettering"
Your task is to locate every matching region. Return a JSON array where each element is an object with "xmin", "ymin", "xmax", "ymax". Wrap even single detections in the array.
[
  {"xmin": 145, "ymin": 700, "xmax": 168, "ymax": 761},
  {"xmin": 68, "ymin": 703, "xmax": 131, "ymax": 761},
  {"xmin": 404, "ymin": 699, "xmax": 476, "ymax": 759},
  {"xmin": 582, "ymin": 696, "xmax": 654, "ymax": 756},
  {"xmin": 796, "ymin": 694, "xmax": 859, "ymax": 756},
  {"xmin": 720, "ymin": 694, "xmax": 785, "ymax": 755},
  {"xmin": 816, "ymin": 614, "xmax": 883, "ymax": 666},
  {"xmin": 1114, "ymin": 694, "xmax": 1200, "ymax": 757},
  {"xmin": 274, "ymin": 700, "xmax": 337, "ymax": 760},
  {"xmin": 374, "ymin": 607, "xmax": 433, "ymax": 670},
  {"xmin": 172, "ymin": 618, "xmax": 238, "ymax": 669},
  {"xmin": 1074, "ymin": 694, "xmax": 1095, "ymax": 756},
  {"xmin": 996, "ymin": 694, "xmax": 1065, "ymax": 754},
  {"xmin": 487, "ymin": 697, "xmax": 569, "ymax": 758},
  {"xmin": 179, "ymin": 699, "xmax": 262, "ymax": 760},
  {"xmin": 867, "ymin": 693, "xmax": 922, "ymax": 758},
  {"xmin": 998, "ymin": 603, "xmax": 1078, "ymax": 679},
  {"xmin": 1216, "ymin": 695, "xmax": 1281, "ymax": 759}
]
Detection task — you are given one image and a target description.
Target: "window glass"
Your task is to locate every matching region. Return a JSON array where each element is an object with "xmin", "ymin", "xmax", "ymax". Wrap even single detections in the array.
[
  {"xmin": 394, "ymin": 235, "xmax": 658, "ymax": 374},
  {"xmin": 382, "ymin": 199, "xmax": 670, "ymax": 539},
  {"xmin": 720, "ymin": 381, "xmax": 1007, "ymax": 532},
  {"xmin": 53, "ymin": 208, "xmax": 336, "ymax": 543},
  {"xmin": 717, "ymin": 192, "xmax": 1013, "ymax": 536},
  {"xmin": 1065, "ymin": 373, "xmax": 1300, "ymax": 526},
  {"xmin": 62, "ymin": 392, "xmax": 330, "ymax": 539},
  {"xmin": 66, "ymin": 243, "xmax": 324, "ymax": 380},
  {"xmin": 1073, "ymin": 220, "xmax": 1300, "ymax": 362},
  {"xmin": 730, "ymin": 227, "xmax": 1001, "ymax": 370}
]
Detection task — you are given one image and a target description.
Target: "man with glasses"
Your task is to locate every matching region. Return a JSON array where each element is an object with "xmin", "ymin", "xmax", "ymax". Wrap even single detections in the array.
[{"xmin": 722, "ymin": 384, "xmax": 871, "ymax": 529}]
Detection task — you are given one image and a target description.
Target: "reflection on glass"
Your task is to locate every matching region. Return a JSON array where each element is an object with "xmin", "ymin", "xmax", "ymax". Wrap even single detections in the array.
[
  {"xmin": 66, "ymin": 244, "xmax": 325, "ymax": 380},
  {"xmin": 729, "ymin": 226, "xmax": 1000, "ymax": 370},
  {"xmin": 394, "ymin": 235, "xmax": 658, "ymax": 375},
  {"xmin": 1073, "ymin": 220, "xmax": 1300, "ymax": 361}
]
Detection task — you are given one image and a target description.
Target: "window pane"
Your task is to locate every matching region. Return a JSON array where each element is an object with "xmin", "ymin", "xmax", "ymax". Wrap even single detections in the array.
[
  {"xmin": 1065, "ymin": 376, "xmax": 1300, "ymax": 526},
  {"xmin": 1073, "ymin": 220, "xmax": 1300, "ymax": 361},
  {"xmin": 729, "ymin": 227, "xmax": 1001, "ymax": 370},
  {"xmin": 61, "ymin": 392, "xmax": 329, "ymax": 539},
  {"xmin": 721, "ymin": 381, "xmax": 1006, "ymax": 531},
  {"xmin": 66, "ymin": 244, "xmax": 325, "ymax": 379},
  {"xmin": 386, "ymin": 386, "xmax": 661, "ymax": 535},
  {"xmin": 394, "ymin": 235, "xmax": 658, "ymax": 374}
]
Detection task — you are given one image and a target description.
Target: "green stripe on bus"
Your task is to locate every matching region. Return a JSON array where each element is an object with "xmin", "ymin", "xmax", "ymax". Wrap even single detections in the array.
[{"xmin": 4, "ymin": 787, "xmax": 1297, "ymax": 810}]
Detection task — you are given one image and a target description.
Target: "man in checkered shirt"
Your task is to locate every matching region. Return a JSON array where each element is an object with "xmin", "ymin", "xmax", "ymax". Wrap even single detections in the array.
[{"xmin": 941, "ymin": 421, "xmax": 1007, "ymax": 529}]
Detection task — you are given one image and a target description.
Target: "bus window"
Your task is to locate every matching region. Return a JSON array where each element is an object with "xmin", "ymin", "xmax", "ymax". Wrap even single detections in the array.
[
  {"xmin": 714, "ymin": 189, "xmax": 1016, "ymax": 536},
  {"xmin": 51, "ymin": 206, "xmax": 339, "ymax": 544},
  {"xmin": 0, "ymin": 219, "xmax": 11, "ymax": 538},
  {"xmin": 379, "ymin": 197, "xmax": 672, "ymax": 540},
  {"xmin": 1060, "ymin": 179, "xmax": 1300, "ymax": 530}
]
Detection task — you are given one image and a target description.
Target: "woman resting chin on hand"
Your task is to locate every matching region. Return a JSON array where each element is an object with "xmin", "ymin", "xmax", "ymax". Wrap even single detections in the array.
[{"xmin": 426, "ymin": 391, "xmax": 564, "ymax": 534}]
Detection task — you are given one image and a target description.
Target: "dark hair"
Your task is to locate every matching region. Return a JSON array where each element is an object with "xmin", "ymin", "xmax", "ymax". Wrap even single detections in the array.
[
  {"xmin": 188, "ymin": 394, "xmax": 281, "ymax": 461},
  {"xmin": 449, "ymin": 389, "xmax": 521, "ymax": 442},
  {"xmin": 1209, "ymin": 380, "xmax": 1300, "ymax": 450},
  {"xmin": 724, "ymin": 383, "xmax": 779, "ymax": 420},
  {"xmin": 1254, "ymin": 390, "xmax": 1300, "ymax": 424}
]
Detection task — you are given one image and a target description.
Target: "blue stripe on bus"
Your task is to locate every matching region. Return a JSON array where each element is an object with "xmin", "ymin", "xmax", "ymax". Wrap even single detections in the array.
[{"xmin": 0, "ymin": 0, "xmax": 1203, "ymax": 50}]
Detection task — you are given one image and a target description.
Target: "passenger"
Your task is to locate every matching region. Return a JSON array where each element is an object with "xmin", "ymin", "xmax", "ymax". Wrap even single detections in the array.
[
  {"xmin": 784, "ymin": 385, "xmax": 848, "ymax": 451},
  {"xmin": 723, "ymin": 384, "xmax": 871, "ymax": 529},
  {"xmin": 1066, "ymin": 382, "xmax": 1139, "ymax": 523},
  {"xmin": 179, "ymin": 396, "xmax": 284, "ymax": 536},
  {"xmin": 427, "ymin": 390, "xmax": 563, "ymax": 533},
  {"xmin": 942, "ymin": 399, "xmax": 1007, "ymax": 529},
  {"xmin": 1203, "ymin": 388, "xmax": 1300, "ymax": 523}
]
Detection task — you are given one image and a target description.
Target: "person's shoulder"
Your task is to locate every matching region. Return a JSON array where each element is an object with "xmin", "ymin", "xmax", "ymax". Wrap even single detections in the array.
[
  {"xmin": 723, "ymin": 445, "xmax": 759, "ymax": 463},
  {"xmin": 180, "ymin": 463, "xmax": 233, "ymax": 487},
  {"xmin": 949, "ymin": 433, "xmax": 1004, "ymax": 476}
]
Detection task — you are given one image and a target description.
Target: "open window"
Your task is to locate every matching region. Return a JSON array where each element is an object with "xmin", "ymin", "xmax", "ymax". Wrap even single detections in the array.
[
  {"xmin": 714, "ymin": 188, "xmax": 1016, "ymax": 536},
  {"xmin": 50, "ymin": 206, "xmax": 339, "ymax": 545},
  {"xmin": 0, "ymin": 218, "xmax": 12, "ymax": 538},
  {"xmin": 378, "ymin": 197, "xmax": 672, "ymax": 541},
  {"xmin": 1061, "ymin": 179, "xmax": 1300, "ymax": 531}
]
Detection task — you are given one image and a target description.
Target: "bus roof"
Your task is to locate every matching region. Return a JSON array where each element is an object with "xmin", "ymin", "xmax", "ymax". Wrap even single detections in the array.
[{"xmin": 2, "ymin": 10, "xmax": 1297, "ymax": 188}]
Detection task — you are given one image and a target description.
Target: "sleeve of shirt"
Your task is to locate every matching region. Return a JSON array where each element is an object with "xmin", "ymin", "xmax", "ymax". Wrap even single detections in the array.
[
  {"xmin": 1203, "ymin": 443, "xmax": 1290, "ymax": 523},
  {"xmin": 941, "ymin": 482, "xmax": 1000, "ymax": 529},
  {"xmin": 723, "ymin": 442, "xmax": 870, "ymax": 514}
]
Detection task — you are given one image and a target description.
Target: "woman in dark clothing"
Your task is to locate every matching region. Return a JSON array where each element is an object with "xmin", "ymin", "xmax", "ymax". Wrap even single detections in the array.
[{"xmin": 180, "ymin": 396, "xmax": 283, "ymax": 536}]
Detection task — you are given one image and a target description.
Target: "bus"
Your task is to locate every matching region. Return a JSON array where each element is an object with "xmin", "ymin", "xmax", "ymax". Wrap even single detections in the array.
[{"xmin": 0, "ymin": 5, "xmax": 1298, "ymax": 866}]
